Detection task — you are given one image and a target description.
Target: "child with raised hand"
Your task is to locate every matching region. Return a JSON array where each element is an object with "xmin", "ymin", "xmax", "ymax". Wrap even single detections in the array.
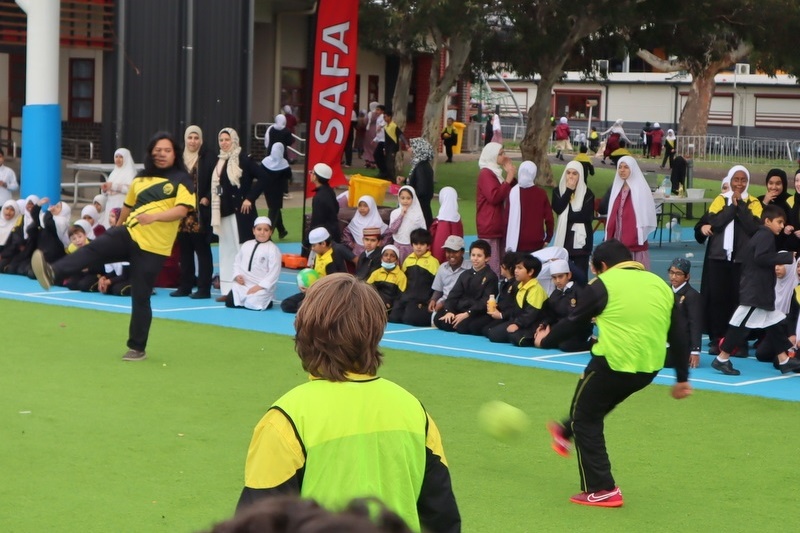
[
  {"xmin": 429, "ymin": 186, "xmax": 463, "ymax": 263},
  {"xmin": 342, "ymin": 195, "xmax": 387, "ymax": 256},
  {"xmin": 31, "ymin": 198, "xmax": 71, "ymax": 264},
  {"xmin": 434, "ymin": 239, "xmax": 499, "ymax": 334},
  {"xmin": 389, "ymin": 228, "xmax": 439, "ymax": 326},
  {"xmin": 486, "ymin": 254, "xmax": 547, "ymax": 346},
  {"xmin": 225, "ymin": 216, "xmax": 282, "ymax": 311},
  {"xmin": 366, "ymin": 244, "xmax": 407, "ymax": 314}
]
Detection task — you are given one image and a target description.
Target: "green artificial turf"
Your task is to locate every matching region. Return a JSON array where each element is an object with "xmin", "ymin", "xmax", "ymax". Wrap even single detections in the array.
[{"xmin": 2, "ymin": 300, "xmax": 799, "ymax": 532}]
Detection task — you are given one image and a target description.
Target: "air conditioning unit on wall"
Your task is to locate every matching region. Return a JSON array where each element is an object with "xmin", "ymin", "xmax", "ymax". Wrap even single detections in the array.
[
  {"xmin": 593, "ymin": 59, "xmax": 609, "ymax": 76},
  {"xmin": 735, "ymin": 63, "xmax": 751, "ymax": 75}
]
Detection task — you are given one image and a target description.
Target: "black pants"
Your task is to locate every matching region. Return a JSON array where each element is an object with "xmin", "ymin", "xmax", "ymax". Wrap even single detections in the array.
[
  {"xmin": 661, "ymin": 151, "xmax": 674, "ymax": 169},
  {"xmin": 560, "ymin": 356, "xmax": 657, "ymax": 493},
  {"xmin": 388, "ymin": 299, "xmax": 432, "ymax": 327},
  {"xmin": 722, "ymin": 310, "xmax": 792, "ymax": 361},
  {"xmin": 281, "ymin": 292, "xmax": 305, "ymax": 314},
  {"xmin": 374, "ymin": 142, "xmax": 387, "ymax": 178},
  {"xmin": 433, "ymin": 310, "xmax": 485, "ymax": 334},
  {"xmin": 52, "ymin": 227, "xmax": 166, "ymax": 351},
  {"xmin": 444, "ymin": 142, "xmax": 453, "ymax": 162},
  {"xmin": 176, "ymin": 231, "xmax": 213, "ymax": 295},
  {"xmin": 703, "ymin": 259, "xmax": 741, "ymax": 342},
  {"xmin": 344, "ymin": 122, "xmax": 356, "ymax": 166}
]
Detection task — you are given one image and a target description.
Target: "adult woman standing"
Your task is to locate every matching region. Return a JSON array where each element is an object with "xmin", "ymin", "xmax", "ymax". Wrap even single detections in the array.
[
  {"xmin": 505, "ymin": 161, "xmax": 554, "ymax": 254},
  {"xmin": 602, "ymin": 156, "xmax": 657, "ymax": 269},
  {"xmin": 258, "ymin": 142, "xmax": 291, "ymax": 239},
  {"xmin": 552, "ymin": 161, "xmax": 595, "ymax": 279},
  {"xmin": 171, "ymin": 125, "xmax": 215, "ymax": 299},
  {"xmin": 211, "ymin": 127, "xmax": 259, "ymax": 299},
  {"xmin": 600, "ymin": 119, "xmax": 632, "ymax": 165},
  {"xmin": 100, "ymin": 148, "xmax": 137, "ymax": 227},
  {"xmin": 31, "ymin": 132, "xmax": 195, "ymax": 361},
  {"xmin": 405, "ymin": 137, "xmax": 435, "ymax": 228},
  {"xmin": 476, "ymin": 142, "xmax": 516, "ymax": 273},
  {"xmin": 700, "ymin": 165, "xmax": 762, "ymax": 354}
]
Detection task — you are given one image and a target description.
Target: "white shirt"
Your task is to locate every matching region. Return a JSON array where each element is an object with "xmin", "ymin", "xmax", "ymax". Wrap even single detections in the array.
[{"xmin": 0, "ymin": 165, "xmax": 19, "ymax": 204}]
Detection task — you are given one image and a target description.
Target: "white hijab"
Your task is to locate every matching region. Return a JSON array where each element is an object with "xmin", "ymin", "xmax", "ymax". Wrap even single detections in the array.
[
  {"xmin": 40, "ymin": 201, "xmax": 72, "ymax": 247},
  {"xmin": 479, "ymin": 142, "xmax": 504, "ymax": 182},
  {"xmin": 23, "ymin": 195, "xmax": 39, "ymax": 238},
  {"xmin": 108, "ymin": 148, "xmax": 137, "ymax": 191},
  {"xmin": 272, "ymin": 114, "xmax": 287, "ymax": 131},
  {"xmin": 262, "ymin": 142, "xmax": 290, "ymax": 171},
  {"xmin": 775, "ymin": 254, "xmax": 798, "ymax": 314},
  {"xmin": 605, "ymin": 156, "xmax": 657, "ymax": 246},
  {"xmin": 666, "ymin": 129, "xmax": 676, "ymax": 141},
  {"xmin": 390, "ymin": 185, "xmax": 426, "ymax": 245},
  {"xmin": 553, "ymin": 161, "xmax": 588, "ymax": 249},
  {"xmin": 0, "ymin": 199, "xmax": 21, "ymax": 245},
  {"xmin": 436, "ymin": 186, "xmax": 461, "ymax": 223},
  {"xmin": 532, "ymin": 246, "xmax": 570, "ymax": 295},
  {"xmin": 601, "ymin": 119, "xmax": 631, "ymax": 143},
  {"xmin": 721, "ymin": 165, "xmax": 751, "ymax": 260},
  {"xmin": 347, "ymin": 195, "xmax": 388, "ymax": 244},
  {"xmin": 506, "ymin": 161, "xmax": 536, "ymax": 252}
]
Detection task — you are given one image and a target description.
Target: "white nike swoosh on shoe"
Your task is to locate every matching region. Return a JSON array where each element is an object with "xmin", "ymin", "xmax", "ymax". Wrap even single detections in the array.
[{"xmin": 586, "ymin": 489, "xmax": 620, "ymax": 502}]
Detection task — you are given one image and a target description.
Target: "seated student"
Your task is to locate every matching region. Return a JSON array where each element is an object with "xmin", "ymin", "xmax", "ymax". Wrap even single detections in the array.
[
  {"xmin": 609, "ymin": 139, "xmax": 632, "ymax": 166},
  {"xmin": 389, "ymin": 228, "xmax": 440, "ymax": 326},
  {"xmin": 98, "ymin": 261, "xmax": 131, "ymax": 296},
  {"xmin": 225, "ymin": 216, "xmax": 282, "ymax": 311},
  {"xmin": 367, "ymin": 244, "xmax": 407, "ymax": 314},
  {"xmin": 539, "ymin": 259, "xmax": 593, "ymax": 353},
  {"xmin": 342, "ymin": 195, "xmax": 388, "ymax": 256},
  {"xmin": 469, "ymin": 251, "xmax": 520, "ymax": 336},
  {"xmin": 662, "ymin": 257, "xmax": 703, "ymax": 369},
  {"xmin": 354, "ymin": 226, "xmax": 384, "ymax": 280},
  {"xmin": 434, "ymin": 239, "xmax": 499, "ymax": 334},
  {"xmin": 427, "ymin": 235, "xmax": 471, "ymax": 318},
  {"xmin": 80, "ymin": 205, "xmax": 106, "ymax": 238},
  {"xmin": 281, "ymin": 227, "xmax": 348, "ymax": 313},
  {"xmin": 0, "ymin": 199, "xmax": 22, "ymax": 254},
  {"xmin": 31, "ymin": 198, "xmax": 71, "ymax": 265},
  {"xmin": 64, "ymin": 221, "xmax": 104, "ymax": 292},
  {"xmin": 0, "ymin": 200, "xmax": 24, "ymax": 272},
  {"xmin": 573, "ymin": 145, "xmax": 595, "ymax": 181},
  {"xmin": 92, "ymin": 193, "xmax": 109, "ymax": 228},
  {"xmin": 486, "ymin": 255, "xmax": 547, "ymax": 346}
]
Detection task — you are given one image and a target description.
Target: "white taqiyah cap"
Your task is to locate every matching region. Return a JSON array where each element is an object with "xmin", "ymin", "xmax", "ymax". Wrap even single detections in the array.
[
  {"xmin": 549, "ymin": 259, "xmax": 570, "ymax": 275},
  {"xmin": 313, "ymin": 163, "xmax": 333, "ymax": 180},
  {"xmin": 308, "ymin": 226, "xmax": 330, "ymax": 244},
  {"xmin": 254, "ymin": 216, "xmax": 272, "ymax": 227}
]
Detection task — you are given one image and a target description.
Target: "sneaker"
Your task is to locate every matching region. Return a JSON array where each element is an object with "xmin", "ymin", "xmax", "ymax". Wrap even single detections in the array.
[
  {"xmin": 122, "ymin": 349, "xmax": 147, "ymax": 361},
  {"xmin": 711, "ymin": 357, "xmax": 741, "ymax": 376},
  {"xmin": 283, "ymin": 193, "xmax": 293, "ymax": 200},
  {"xmin": 777, "ymin": 357, "xmax": 800, "ymax": 374},
  {"xmin": 546, "ymin": 421, "xmax": 572, "ymax": 457},
  {"xmin": 31, "ymin": 250, "xmax": 55, "ymax": 290},
  {"xmin": 570, "ymin": 487, "xmax": 623, "ymax": 508}
]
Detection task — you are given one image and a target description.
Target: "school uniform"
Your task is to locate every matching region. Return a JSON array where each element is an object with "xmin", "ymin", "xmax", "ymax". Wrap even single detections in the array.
[
  {"xmin": 390, "ymin": 251, "xmax": 440, "ymax": 326},
  {"xmin": 354, "ymin": 248, "xmax": 382, "ymax": 280},
  {"xmin": 367, "ymin": 266, "xmax": 408, "ymax": 313},
  {"xmin": 541, "ymin": 282, "xmax": 593, "ymax": 352},
  {"xmin": 486, "ymin": 278, "xmax": 547, "ymax": 346},
  {"xmin": 665, "ymin": 282, "xmax": 703, "ymax": 367},
  {"xmin": 434, "ymin": 266, "xmax": 499, "ymax": 334},
  {"xmin": 471, "ymin": 276, "xmax": 518, "ymax": 336},
  {"xmin": 228, "ymin": 238, "xmax": 282, "ymax": 311},
  {"xmin": 281, "ymin": 246, "xmax": 347, "ymax": 314}
]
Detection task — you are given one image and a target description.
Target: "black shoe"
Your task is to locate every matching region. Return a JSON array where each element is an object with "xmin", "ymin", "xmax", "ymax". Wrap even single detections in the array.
[
  {"xmin": 279, "ymin": 230, "xmax": 289, "ymax": 240},
  {"xmin": 170, "ymin": 289, "xmax": 191, "ymax": 297},
  {"xmin": 777, "ymin": 357, "xmax": 800, "ymax": 374},
  {"xmin": 711, "ymin": 357, "xmax": 741, "ymax": 376},
  {"xmin": 189, "ymin": 291, "xmax": 211, "ymax": 300}
]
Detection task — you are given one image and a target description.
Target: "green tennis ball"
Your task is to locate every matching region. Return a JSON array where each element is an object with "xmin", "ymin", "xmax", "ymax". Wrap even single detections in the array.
[
  {"xmin": 478, "ymin": 401, "xmax": 529, "ymax": 441},
  {"xmin": 297, "ymin": 268, "xmax": 321, "ymax": 289}
]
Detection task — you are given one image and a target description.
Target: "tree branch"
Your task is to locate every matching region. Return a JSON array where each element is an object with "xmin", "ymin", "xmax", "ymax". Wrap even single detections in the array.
[{"xmin": 636, "ymin": 49, "xmax": 687, "ymax": 72}]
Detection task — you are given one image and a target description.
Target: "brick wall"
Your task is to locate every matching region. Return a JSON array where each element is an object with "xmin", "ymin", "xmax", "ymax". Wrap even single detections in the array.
[{"xmin": 62, "ymin": 121, "xmax": 102, "ymax": 162}]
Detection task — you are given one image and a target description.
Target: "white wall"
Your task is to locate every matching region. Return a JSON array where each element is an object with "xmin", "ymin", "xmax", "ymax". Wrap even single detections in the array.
[{"xmin": 356, "ymin": 48, "xmax": 385, "ymax": 108}]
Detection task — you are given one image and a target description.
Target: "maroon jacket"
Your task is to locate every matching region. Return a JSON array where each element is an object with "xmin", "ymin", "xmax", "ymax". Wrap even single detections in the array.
[
  {"xmin": 605, "ymin": 191, "xmax": 648, "ymax": 253},
  {"xmin": 430, "ymin": 218, "xmax": 464, "ymax": 263},
  {"xmin": 477, "ymin": 168, "xmax": 514, "ymax": 239},
  {"xmin": 555, "ymin": 123, "xmax": 571, "ymax": 141},
  {"xmin": 512, "ymin": 186, "xmax": 554, "ymax": 252}
]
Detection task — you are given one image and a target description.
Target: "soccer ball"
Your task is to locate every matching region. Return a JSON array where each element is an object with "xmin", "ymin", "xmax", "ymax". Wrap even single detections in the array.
[
  {"xmin": 297, "ymin": 268, "xmax": 321, "ymax": 289},
  {"xmin": 477, "ymin": 401, "xmax": 529, "ymax": 441}
]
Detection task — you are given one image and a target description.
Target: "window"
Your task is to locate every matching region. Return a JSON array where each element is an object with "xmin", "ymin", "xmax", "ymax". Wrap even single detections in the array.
[
  {"xmin": 68, "ymin": 58, "xmax": 94, "ymax": 122},
  {"xmin": 368, "ymin": 75, "xmax": 379, "ymax": 104},
  {"xmin": 281, "ymin": 67, "xmax": 306, "ymax": 122},
  {"xmin": 552, "ymin": 90, "xmax": 601, "ymax": 120}
]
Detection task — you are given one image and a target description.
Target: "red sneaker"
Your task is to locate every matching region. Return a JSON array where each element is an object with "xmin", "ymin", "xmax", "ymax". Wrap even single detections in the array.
[
  {"xmin": 546, "ymin": 421, "xmax": 572, "ymax": 457},
  {"xmin": 570, "ymin": 487, "xmax": 623, "ymax": 508}
]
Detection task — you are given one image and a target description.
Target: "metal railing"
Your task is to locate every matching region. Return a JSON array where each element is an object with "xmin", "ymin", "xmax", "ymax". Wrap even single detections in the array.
[
  {"xmin": 0, "ymin": 126, "xmax": 20, "ymax": 158},
  {"xmin": 253, "ymin": 122, "xmax": 307, "ymax": 158},
  {"xmin": 62, "ymin": 137, "xmax": 95, "ymax": 162}
]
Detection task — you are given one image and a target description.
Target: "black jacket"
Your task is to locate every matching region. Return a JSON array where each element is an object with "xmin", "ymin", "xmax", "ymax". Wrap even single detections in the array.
[
  {"xmin": 444, "ymin": 266, "xmax": 499, "ymax": 316},
  {"xmin": 310, "ymin": 182, "xmax": 341, "ymax": 242},
  {"xmin": 673, "ymin": 282, "xmax": 703, "ymax": 353},
  {"xmin": 551, "ymin": 187, "xmax": 595, "ymax": 255},
  {"xmin": 739, "ymin": 226, "xmax": 793, "ymax": 310},
  {"xmin": 355, "ymin": 249, "xmax": 382, "ymax": 280}
]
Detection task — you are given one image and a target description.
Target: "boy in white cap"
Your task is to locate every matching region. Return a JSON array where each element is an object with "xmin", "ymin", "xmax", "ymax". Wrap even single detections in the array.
[
  {"xmin": 306, "ymin": 163, "xmax": 340, "ymax": 254},
  {"xmin": 538, "ymin": 258, "xmax": 593, "ymax": 352},
  {"xmin": 282, "ymin": 226, "xmax": 348, "ymax": 313},
  {"xmin": 225, "ymin": 216, "xmax": 282, "ymax": 311}
]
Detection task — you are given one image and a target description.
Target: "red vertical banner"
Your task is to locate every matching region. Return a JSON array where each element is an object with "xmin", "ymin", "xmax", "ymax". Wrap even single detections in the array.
[{"xmin": 305, "ymin": 0, "xmax": 358, "ymax": 197}]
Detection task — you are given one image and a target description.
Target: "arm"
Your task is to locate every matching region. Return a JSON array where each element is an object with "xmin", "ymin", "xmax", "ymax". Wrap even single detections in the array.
[
  {"xmin": 551, "ymin": 188, "xmax": 571, "ymax": 215},
  {"xmin": 257, "ymin": 248, "xmax": 283, "ymax": 290},
  {"xmin": 477, "ymin": 173, "xmax": 514, "ymax": 207},
  {"xmin": 686, "ymin": 290, "xmax": 704, "ymax": 361},
  {"xmin": 543, "ymin": 195, "xmax": 554, "ymax": 243},
  {"xmin": 539, "ymin": 280, "xmax": 607, "ymax": 348},
  {"xmin": 667, "ymin": 302, "xmax": 690, "ymax": 383},
  {"xmin": 417, "ymin": 413, "xmax": 461, "ymax": 533},
  {"xmin": 134, "ymin": 205, "xmax": 190, "ymax": 225},
  {"xmin": 569, "ymin": 191, "xmax": 597, "ymax": 225}
]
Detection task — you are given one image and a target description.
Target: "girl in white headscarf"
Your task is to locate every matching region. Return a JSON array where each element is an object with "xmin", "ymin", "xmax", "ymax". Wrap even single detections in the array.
[
  {"xmin": 430, "ymin": 186, "xmax": 463, "ymax": 263},
  {"xmin": 388, "ymin": 185, "xmax": 426, "ymax": 263},
  {"xmin": 212, "ymin": 127, "xmax": 259, "ymax": 296},
  {"xmin": 505, "ymin": 161, "xmax": 553, "ymax": 253},
  {"xmin": 552, "ymin": 160, "xmax": 595, "ymax": 278},
  {"xmin": 477, "ymin": 141, "xmax": 516, "ymax": 273},
  {"xmin": 604, "ymin": 156, "xmax": 657, "ymax": 269},
  {"xmin": 258, "ymin": 142, "xmax": 292, "ymax": 240},
  {"xmin": 662, "ymin": 128, "xmax": 677, "ymax": 169},
  {"xmin": 342, "ymin": 194, "xmax": 388, "ymax": 256},
  {"xmin": 101, "ymin": 148, "xmax": 137, "ymax": 225},
  {"xmin": 0, "ymin": 199, "xmax": 21, "ymax": 250}
]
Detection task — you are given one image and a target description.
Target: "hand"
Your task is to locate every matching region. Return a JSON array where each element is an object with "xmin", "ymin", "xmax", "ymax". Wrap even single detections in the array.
[
  {"xmin": 402, "ymin": 205, "xmax": 409, "ymax": 215},
  {"xmin": 731, "ymin": 191, "xmax": 741, "ymax": 205},
  {"xmin": 506, "ymin": 323, "xmax": 519, "ymax": 333},
  {"xmin": 0, "ymin": 180, "xmax": 6, "ymax": 187},
  {"xmin": 764, "ymin": 190, "xmax": 778, "ymax": 203},
  {"xmin": 247, "ymin": 285, "xmax": 263, "ymax": 295},
  {"xmin": 534, "ymin": 324, "xmax": 551, "ymax": 347},
  {"xmin": 427, "ymin": 300, "xmax": 439, "ymax": 313},
  {"xmin": 235, "ymin": 275, "xmax": 245, "ymax": 285},
  {"xmin": 396, "ymin": 176, "xmax": 406, "ymax": 185},
  {"xmin": 135, "ymin": 213, "xmax": 158, "ymax": 225},
  {"xmin": 38, "ymin": 197, "xmax": 50, "ymax": 206},
  {"xmin": 689, "ymin": 354, "xmax": 700, "ymax": 369},
  {"xmin": 452, "ymin": 312, "xmax": 469, "ymax": 326},
  {"xmin": 200, "ymin": 197, "xmax": 210, "ymax": 207},
  {"xmin": 438, "ymin": 312, "xmax": 456, "ymax": 324},
  {"xmin": 701, "ymin": 224, "xmax": 713, "ymax": 237},
  {"xmin": 566, "ymin": 175, "xmax": 578, "ymax": 189},
  {"xmin": 241, "ymin": 199, "xmax": 252, "ymax": 214},
  {"xmin": 671, "ymin": 382, "xmax": 693, "ymax": 399},
  {"xmin": 502, "ymin": 160, "xmax": 516, "ymax": 181},
  {"xmin": 101, "ymin": 182, "xmax": 111, "ymax": 192},
  {"xmin": 489, "ymin": 310, "xmax": 503, "ymax": 320}
]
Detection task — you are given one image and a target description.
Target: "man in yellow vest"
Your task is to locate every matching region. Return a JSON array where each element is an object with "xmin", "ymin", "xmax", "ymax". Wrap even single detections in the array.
[
  {"xmin": 237, "ymin": 273, "xmax": 461, "ymax": 532},
  {"xmin": 535, "ymin": 239, "xmax": 692, "ymax": 508}
]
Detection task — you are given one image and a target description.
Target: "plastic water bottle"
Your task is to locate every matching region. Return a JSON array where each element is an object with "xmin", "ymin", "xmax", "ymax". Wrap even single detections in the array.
[
  {"xmin": 487, "ymin": 294, "xmax": 497, "ymax": 313},
  {"xmin": 670, "ymin": 218, "xmax": 682, "ymax": 242},
  {"xmin": 661, "ymin": 176, "xmax": 672, "ymax": 197}
]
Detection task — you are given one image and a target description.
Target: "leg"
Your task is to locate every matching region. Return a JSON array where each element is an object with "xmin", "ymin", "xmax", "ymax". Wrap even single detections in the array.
[
  {"xmin": 53, "ymin": 227, "xmax": 131, "ymax": 279},
  {"xmin": 173, "ymin": 232, "xmax": 196, "ymax": 295},
  {"xmin": 434, "ymin": 309, "xmax": 456, "ymax": 332},
  {"xmin": 193, "ymin": 232, "xmax": 214, "ymax": 297},
  {"xmin": 280, "ymin": 292, "xmax": 305, "ymax": 314},
  {"xmin": 486, "ymin": 321, "xmax": 511, "ymax": 343},
  {"xmin": 127, "ymin": 245, "xmax": 167, "ymax": 352},
  {"xmin": 402, "ymin": 302, "xmax": 434, "ymax": 327},
  {"xmin": 218, "ymin": 215, "xmax": 240, "ymax": 294},
  {"xmin": 388, "ymin": 300, "xmax": 408, "ymax": 323}
]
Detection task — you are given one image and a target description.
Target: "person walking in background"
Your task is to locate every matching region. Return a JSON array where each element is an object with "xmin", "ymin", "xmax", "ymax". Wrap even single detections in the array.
[
  {"xmin": 554, "ymin": 117, "xmax": 571, "ymax": 161},
  {"xmin": 441, "ymin": 117, "xmax": 458, "ymax": 163},
  {"xmin": 404, "ymin": 137, "xmax": 435, "ymax": 228},
  {"xmin": 30, "ymin": 131, "xmax": 195, "ymax": 361},
  {"xmin": 364, "ymin": 102, "xmax": 381, "ymax": 169},
  {"xmin": 647, "ymin": 122, "xmax": 664, "ymax": 159},
  {"xmin": 536, "ymin": 239, "xmax": 691, "ymax": 508},
  {"xmin": 600, "ymin": 119, "xmax": 632, "ymax": 165},
  {"xmin": 257, "ymin": 142, "xmax": 292, "ymax": 240},
  {"xmin": 476, "ymin": 142, "xmax": 516, "ymax": 274},
  {"xmin": 661, "ymin": 129, "xmax": 677, "ymax": 169},
  {"xmin": 640, "ymin": 122, "xmax": 652, "ymax": 158}
]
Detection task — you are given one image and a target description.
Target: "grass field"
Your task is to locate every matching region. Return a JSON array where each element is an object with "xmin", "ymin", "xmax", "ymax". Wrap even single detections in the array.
[{"xmin": 2, "ymin": 300, "xmax": 799, "ymax": 532}]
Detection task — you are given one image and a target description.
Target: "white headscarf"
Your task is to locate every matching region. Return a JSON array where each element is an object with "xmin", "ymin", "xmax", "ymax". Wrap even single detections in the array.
[
  {"xmin": 553, "ymin": 161, "xmax": 588, "ymax": 249},
  {"xmin": 601, "ymin": 119, "xmax": 632, "ymax": 143},
  {"xmin": 93, "ymin": 194, "xmax": 106, "ymax": 212},
  {"xmin": 41, "ymin": 201, "xmax": 72, "ymax": 247},
  {"xmin": 347, "ymin": 195, "xmax": 388, "ymax": 244},
  {"xmin": 479, "ymin": 142, "xmax": 504, "ymax": 182},
  {"xmin": 23, "ymin": 195, "xmax": 39, "ymax": 238},
  {"xmin": 211, "ymin": 127, "xmax": 243, "ymax": 231},
  {"xmin": 666, "ymin": 129, "xmax": 676, "ymax": 141},
  {"xmin": 81, "ymin": 205, "xmax": 100, "ymax": 226},
  {"xmin": 0, "ymin": 199, "xmax": 21, "ymax": 245},
  {"xmin": 436, "ymin": 186, "xmax": 461, "ymax": 223},
  {"xmin": 107, "ymin": 148, "xmax": 136, "ymax": 193},
  {"xmin": 282, "ymin": 105, "xmax": 293, "ymax": 115},
  {"xmin": 272, "ymin": 114, "xmax": 286, "ymax": 131},
  {"xmin": 559, "ymin": 117, "xmax": 568, "ymax": 124},
  {"xmin": 775, "ymin": 253, "xmax": 798, "ymax": 314},
  {"xmin": 532, "ymin": 246, "xmax": 570, "ymax": 295},
  {"xmin": 721, "ymin": 165, "xmax": 751, "ymax": 260},
  {"xmin": 73, "ymin": 219, "xmax": 95, "ymax": 240},
  {"xmin": 506, "ymin": 161, "xmax": 536, "ymax": 252},
  {"xmin": 605, "ymin": 156, "xmax": 657, "ymax": 246},
  {"xmin": 262, "ymin": 142, "xmax": 290, "ymax": 171},
  {"xmin": 389, "ymin": 185, "xmax": 426, "ymax": 245}
]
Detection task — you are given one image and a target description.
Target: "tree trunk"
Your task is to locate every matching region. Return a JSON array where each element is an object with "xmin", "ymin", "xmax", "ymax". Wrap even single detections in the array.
[
  {"xmin": 678, "ymin": 59, "xmax": 731, "ymax": 156},
  {"xmin": 391, "ymin": 55, "xmax": 414, "ymax": 177},
  {"xmin": 520, "ymin": 68, "xmax": 561, "ymax": 187}
]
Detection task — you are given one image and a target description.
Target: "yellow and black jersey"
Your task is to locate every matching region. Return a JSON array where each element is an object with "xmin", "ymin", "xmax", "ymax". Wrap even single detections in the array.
[{"xmin": 123, "ymin": 169, "xmax": 195, "ymax": 256}]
